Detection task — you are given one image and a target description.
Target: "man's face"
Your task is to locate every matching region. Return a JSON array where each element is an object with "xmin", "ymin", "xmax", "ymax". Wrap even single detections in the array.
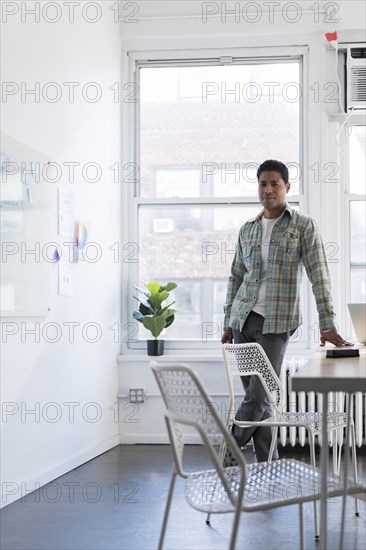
[{"xmin": 258, "ymin": 171, "xmax": 291, "ymax": 212}]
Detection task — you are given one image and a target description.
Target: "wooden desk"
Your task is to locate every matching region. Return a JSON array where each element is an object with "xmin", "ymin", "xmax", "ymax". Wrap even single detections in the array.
[
  {"xmin": 291, "ymin": 348, "xmax": 366, "ymax": 549},
  {"xmin": 291, "ymin": 349, "xmax": 366, "ymax": 394}
]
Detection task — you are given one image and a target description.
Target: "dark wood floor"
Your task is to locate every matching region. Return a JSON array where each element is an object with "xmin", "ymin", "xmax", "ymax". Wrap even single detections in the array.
[{"xmin": 1, "ymin": 445, "xmax": 365, "ymax": 550}]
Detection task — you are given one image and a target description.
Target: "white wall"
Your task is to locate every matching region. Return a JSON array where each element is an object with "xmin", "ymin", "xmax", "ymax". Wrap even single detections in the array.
[
  {"xmin": 117, "ymin": 0, "xmax": 365, "ymax": 443},
  {"xmin": 1, "ymin": 0, "xmax": 364, "ymax": 495},
  {"xmin": 1, "ymin": 2, "xmax": 122, "ymax": 506},
  {"xmin": 119, "ymin": 0, "xmax": 365, "ymax": 42}
]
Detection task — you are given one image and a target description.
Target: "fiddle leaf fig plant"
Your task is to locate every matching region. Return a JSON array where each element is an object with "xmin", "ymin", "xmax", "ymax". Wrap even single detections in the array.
[{"xmin": 133, "ymin": 281, "xmax": 177, "ymax": 339}]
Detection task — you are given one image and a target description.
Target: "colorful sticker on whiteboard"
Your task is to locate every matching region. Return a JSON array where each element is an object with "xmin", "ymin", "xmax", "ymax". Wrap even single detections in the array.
[
  {"xmin": 75, "ymin": 222, "xmax": 88, "ymax": 249},
  {"xmin": 53, "ymin": 247, "xmax": 61, "ymax": 262}
]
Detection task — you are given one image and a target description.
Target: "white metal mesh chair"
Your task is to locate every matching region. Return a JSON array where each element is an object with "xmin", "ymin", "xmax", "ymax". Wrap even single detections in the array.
[
  {"xmin": 221, "ymin": 342, "xmax": 360, "ymax": 537},
  {"xmin": 152, "ymin": 363, "xmax": 363, "ymax": 550}
]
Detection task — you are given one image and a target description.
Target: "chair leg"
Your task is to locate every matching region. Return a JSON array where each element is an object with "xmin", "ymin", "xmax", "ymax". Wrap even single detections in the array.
[
  {"xmin": 332, "ymin": 430, "xmax": 338, "ymax": 475},
  {"xmin": 229, "ymin": 500, "xmax": 242, "ymax": 550},
  {"xmin": 309, "ymin": 433, "xmax": 319, "ymax": 540},
  {"xmin": 158, "ymin": 468, "xmax": 177, "ymax": 550},
  {"xmin": 268, "ymin": 426, "xmax": 278, "ymax": 462},
  {"xmin": 218, "ymin": 438, "xmax": 227, "ymax": 465},
  {"xmin": 206, "ymin": 438, "xmax": 227, "ymax": 525},
  {"xmin": 299, "ymin": 503, "xmax": 305, "ymax": 550},
  {"xmin": 350, "ymin": 422, "xmax": 360, "ymax": 516},
  {"xmin": 339, "ymin": 394, "xmax": 354, "ymax": 550},
  {"xmin": 336, "ymin": 432, "xmax": 343, "ymax": 476}
]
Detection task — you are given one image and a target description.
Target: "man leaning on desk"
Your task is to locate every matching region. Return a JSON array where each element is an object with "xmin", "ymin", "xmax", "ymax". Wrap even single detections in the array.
[{"xmin": 222, "ymin": 159, "xmax": 353, "ymax": 464}]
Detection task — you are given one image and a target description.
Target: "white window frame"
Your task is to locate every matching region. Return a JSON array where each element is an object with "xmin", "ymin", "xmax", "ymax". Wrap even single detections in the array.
[
  {"xmin": 343, "ymin": 121, "xmax": 366, "ymax": 338},
  {"xmin": 121, "ymin": 46, "xmax": 308, "ymax": 354}
]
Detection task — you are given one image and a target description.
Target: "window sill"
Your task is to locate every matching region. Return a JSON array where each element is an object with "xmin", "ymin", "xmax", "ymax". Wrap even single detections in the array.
[
  {"xmin": 117, "ymin": 349, "xmax": 314, "ymax": 363},
  {"xmin": 118, "ymin": 353, "xmax": 223, "ymax": 363}
]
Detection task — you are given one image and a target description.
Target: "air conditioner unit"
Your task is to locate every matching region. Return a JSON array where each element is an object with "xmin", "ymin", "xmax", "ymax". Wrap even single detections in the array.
[
  {"xmin": 346, "ymin": 44, "xmax": 366, "ymax": 111},
  {"xmin": 153, "ymin": 218, "xmax": 174, "ymax": 233}
]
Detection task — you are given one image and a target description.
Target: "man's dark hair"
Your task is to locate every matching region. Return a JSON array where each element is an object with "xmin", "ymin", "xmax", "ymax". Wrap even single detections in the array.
[{"xmin": 257, "ymin": 160, "xmax": 289, "ymax": 184}]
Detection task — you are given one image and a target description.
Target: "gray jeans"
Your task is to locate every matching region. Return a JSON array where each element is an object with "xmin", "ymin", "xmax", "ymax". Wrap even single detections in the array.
[{"xmin": 232, "ymin": 311, "xmax": 291, "ymax": 462}]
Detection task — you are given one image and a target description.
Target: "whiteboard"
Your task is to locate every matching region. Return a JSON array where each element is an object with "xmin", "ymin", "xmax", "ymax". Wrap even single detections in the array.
[{"xmin": 1, "ymin": 133, "xmax": 53, "ymax": 317}]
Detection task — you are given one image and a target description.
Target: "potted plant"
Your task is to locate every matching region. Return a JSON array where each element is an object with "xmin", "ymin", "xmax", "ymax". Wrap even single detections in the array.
[{"xmin": 133, "ymin": 281, "xmax": 177, "ymax": 356}]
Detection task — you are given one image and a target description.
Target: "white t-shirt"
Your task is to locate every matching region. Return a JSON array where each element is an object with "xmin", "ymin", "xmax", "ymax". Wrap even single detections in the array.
[{"xmin": 252, "ymin": 214, "xmax": 282, "ymax": 318}]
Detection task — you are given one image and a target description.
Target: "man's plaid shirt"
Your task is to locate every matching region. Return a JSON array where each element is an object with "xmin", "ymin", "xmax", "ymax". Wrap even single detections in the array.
[{"xmin": 223, "ymin": 203, "xmax": 336, "ymax": 334}]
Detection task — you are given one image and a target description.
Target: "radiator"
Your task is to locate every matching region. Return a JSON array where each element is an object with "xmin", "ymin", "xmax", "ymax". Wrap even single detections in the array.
[{"xmin": 280, "ymin": 358, "xmax": 366, "ymax": 448}]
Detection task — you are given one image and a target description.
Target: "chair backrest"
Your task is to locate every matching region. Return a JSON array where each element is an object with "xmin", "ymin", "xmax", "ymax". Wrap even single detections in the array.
[
  {"xmin": 151, "ymin": 364, "xmax": 246, "ymax": 501},
  {"xmin": 222, "ymin": 343, "xmax": 284, "ymax": 416}
]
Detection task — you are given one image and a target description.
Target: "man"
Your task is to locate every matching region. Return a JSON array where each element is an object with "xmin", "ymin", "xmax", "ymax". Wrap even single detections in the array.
[{"xmin": 222, "ymin": 159, "xmax": 352, "ymax": 463}]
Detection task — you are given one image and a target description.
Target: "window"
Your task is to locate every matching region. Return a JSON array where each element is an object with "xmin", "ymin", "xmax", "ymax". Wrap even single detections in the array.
[
  {"xmin": 347, "ymin": 125, "xmax": 366, "ymax": 305},
  {"xmin": 126, "ymin": 51, "xmax": 304, "ymax": 350}
]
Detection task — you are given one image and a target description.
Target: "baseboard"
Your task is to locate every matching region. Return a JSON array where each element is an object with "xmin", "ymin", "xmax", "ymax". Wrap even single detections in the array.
[
  {"xmin": 120, "ymin": 433, "xmax": 202, "ymax": 444},
  {"xmin": 0, "ymin": 434, "xmax": 120, "ymax": 508}
]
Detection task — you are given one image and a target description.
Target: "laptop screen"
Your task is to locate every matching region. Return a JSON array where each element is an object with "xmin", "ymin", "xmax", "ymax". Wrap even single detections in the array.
[{"xmin": 348, "ymin": 304, "xmax": 366, "ymax": 344}]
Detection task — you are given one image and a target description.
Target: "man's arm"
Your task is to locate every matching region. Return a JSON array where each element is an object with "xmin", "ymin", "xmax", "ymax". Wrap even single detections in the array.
[
  {"xmin": 221, "ymin": 329, "xmax": 234, "ymax": 344},
  {"xmin": 222, "ymin": 234, "xmax": 246, "ymax": 344},
  {"xmin": 319, "ymin": 329, "xmax": 353, "ymax": 346},
  {"xmin": 301, "ymin": 219, "xmax": 352, "ymax": 346}
]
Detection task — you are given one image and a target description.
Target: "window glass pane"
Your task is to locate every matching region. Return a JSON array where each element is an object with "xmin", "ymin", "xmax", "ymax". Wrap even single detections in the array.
[
  {"xmin": 213, "ymin": 163, "xmax": 257, "ymax": 197},
  {"xmin": 138, "ymin": 205, "xmax": 245, "ymax": 340},
  {"xmin": 212, "ymin": 162, "xmax": 301, "ymax": 198},
  {"xmin": 213, "ymin": 280, "xmax": 228, "ymax": 326},
  {"xmin": 140, "ymin": 63, "xmax": 300, "ymax": 198},
  {"xmin": 213, "ymin": 206, "xmax": 256, "ymax": 231},
  {"xmin": 350, "ymin": 268, "xmax": 366, "ymax": 303},
  {"xmin": 349, "ymin": 126, "xmax": 366, "ymax": 194},
  {"xmin": 155, "ymin": 169, "xmax": 201, "ymax": 198},
  {"xmin": 140, "ymin": 204, "xmax": 260, "ymax": 236},
  {"xmin": 350, "ymin": 201, "xmax": 366, "ymax": 264}
]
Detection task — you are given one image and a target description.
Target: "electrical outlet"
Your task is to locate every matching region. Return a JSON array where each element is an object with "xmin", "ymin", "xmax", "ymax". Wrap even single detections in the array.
[{"xmin": 129, "ymin": 388, "xmax": 144, "ymax": 403}]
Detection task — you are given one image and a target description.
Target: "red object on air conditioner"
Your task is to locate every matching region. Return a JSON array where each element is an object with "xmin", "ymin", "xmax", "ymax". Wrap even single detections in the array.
[{"xmin": 325, "ymin": 31, "xmax": 338, "ymax": 42}]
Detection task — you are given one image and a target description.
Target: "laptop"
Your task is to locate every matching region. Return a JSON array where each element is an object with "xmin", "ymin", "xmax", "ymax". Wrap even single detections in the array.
[{"xmin": 348, "ymin": 303, "xmax": 366, "ymax": 344}]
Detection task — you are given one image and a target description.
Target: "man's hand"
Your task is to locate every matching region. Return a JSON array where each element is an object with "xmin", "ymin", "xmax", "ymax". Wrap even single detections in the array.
[
  {"xmin": 320, "ymin": 330, "xmax": 354, "ymax": 347},
  {"xmin": 221, "ymin": 329, "xmax": 233, "ymax": 344}
]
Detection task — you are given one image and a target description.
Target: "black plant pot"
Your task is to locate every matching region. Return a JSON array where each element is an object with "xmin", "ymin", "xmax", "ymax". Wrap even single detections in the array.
[{"xmin": 147, "ymin": 339, "xmax": 164, "ymax": 356}]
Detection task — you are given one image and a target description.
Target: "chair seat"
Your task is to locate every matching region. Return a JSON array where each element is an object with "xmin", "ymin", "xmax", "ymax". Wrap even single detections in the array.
[
  {"xmin": 233, "ymin": 411, "xmax": 349, "ymax": 432},
  {"xmin": 185, "ymin": 458, "xmax": 361, "ymax": 514},
  {"xmin": 280, "ymin": 411, "xmax": 349, "ymax": 431}
]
